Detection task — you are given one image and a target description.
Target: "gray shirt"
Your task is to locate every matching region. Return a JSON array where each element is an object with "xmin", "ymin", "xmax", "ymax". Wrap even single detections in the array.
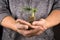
[{"xmin": 0, "ymin": 0, "xmax": 60, "ymax": 40}]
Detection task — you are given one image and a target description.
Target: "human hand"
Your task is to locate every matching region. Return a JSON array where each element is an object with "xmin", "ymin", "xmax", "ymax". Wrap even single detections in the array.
[
  {"xmin": 17, "ymin": 27, "xmax": 40, "ymax": 37},
  {"xmin": 15, "ymin": 19, "xmax": 48, "ymax": 37},
  {"xmin": 16, "ymin": 19, "xmax": 40, "ymax": 37},
  {"xmin": 1, "ymin": 16, "xmax": 40, "ymax": 37},
  {"xmin": 32, "ymin": 19, "xmax": 48, "ymax": 35},
  {"xmin": 16, "ymin": 19, "xmax": 32, "ymax": 30}
]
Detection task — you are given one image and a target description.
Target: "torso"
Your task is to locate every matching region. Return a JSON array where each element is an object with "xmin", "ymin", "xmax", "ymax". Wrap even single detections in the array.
[
  {"xmin": 9, "ymin": 0, "xmax": 54, "ymax": 21},
  {"xmin": 2, "ymin": 0, "xmax": 55, "ymax": 40}
]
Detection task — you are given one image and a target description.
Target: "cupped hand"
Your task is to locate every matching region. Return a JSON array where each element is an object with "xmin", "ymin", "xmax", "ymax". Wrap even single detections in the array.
[
  {"xmin": 16, "ymin": 19, "xmax": 32, "ymax": 30},
  {"xmin": 15, "ymin": 19, "xmax": 48, "ymax": 37},
  {"xmin": 15, "ymin": 19, "xmax": 40, "ymax": 37},
  {"xmin": 32, "ymin": 19, "xmax": 48, "ymax": 35}
]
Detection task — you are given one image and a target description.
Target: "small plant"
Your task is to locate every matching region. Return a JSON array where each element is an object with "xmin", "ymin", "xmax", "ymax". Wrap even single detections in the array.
[{"xmin": 23, "ymin": 7, "xmax": 37, "ymax": 23}]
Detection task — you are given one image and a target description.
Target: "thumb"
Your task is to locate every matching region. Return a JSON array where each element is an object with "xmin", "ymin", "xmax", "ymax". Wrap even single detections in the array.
[
  {"xmin": 16, "ymin": 22, "xmax": 29, "ymax": 30},
  {"xmin": 16, "ymin": 19, "xmax": 32, "ymax": 27}
]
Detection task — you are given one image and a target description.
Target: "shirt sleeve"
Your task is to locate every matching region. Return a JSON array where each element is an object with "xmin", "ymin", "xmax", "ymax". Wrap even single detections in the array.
[
  {"xmin": 0, "ymin": 0, "xmax": 11, "ymax": 23},
  {"xmin": 53, "ymin": 0, "xmax": 60, "ymax": 10}
]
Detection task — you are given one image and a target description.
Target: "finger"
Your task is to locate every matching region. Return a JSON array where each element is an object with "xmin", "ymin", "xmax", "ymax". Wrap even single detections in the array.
[
  {"xmin": 25, "ymin": 29, "xmax": 40, "ymax": 36},
  {"xmin": 16, "ymin": 23, "xmax": 28, "ymax": 30},
  {"xmin": 35, "ymin": 25, "xmax": 47, "ymax": 30},
  {"xmin": 29, "ymin": 26, "xmax": 46, "ymax": 36},
  {"xmin": 36, "ymin": 26, "xmax": 46, "ymax": 35},
  {"xmin": 27, "ymin": 25, "xmax": 38, "ymax": 29},
  {"xmin": 32, "ymin": 21, "xmax": 47, "ymax": 30},
  {"xmin": 26, "ymin": 27, "xmax": 44, "ymax": 37},
  {"xmin": 28, "ymin": 27, "xmax": 45, "ymax": 36},
  {"xmin": 17, "ymin": 30, "xmax": 31, "ymax": 36},
  {"xmin": 17, "ymin": 29, "xmax": 40, "ymax": 37},
  {"xmin": 36, "ymin": 30, "xmax": 44, "ymax": 36},
  {"xmin": 36, "ymin": 28, "xmax": 45, "ymax": 36},
  {"xmin": 16, "ymin": 19, "xmax": 32, "ymax": 27},
  {"xmin": 32, "ymin": 21, "xmax": 40, "ymax": 26},
  {"xmin": 32, "ymin": 19, "xmax": 46, "ymax": 26},
  {"xmin": 30, "ymin": 24, "xmax": 46, "ymax": 30},
  {"xmin": 17, "ymin": 25, "xmax": 28, "ymax": 30}
]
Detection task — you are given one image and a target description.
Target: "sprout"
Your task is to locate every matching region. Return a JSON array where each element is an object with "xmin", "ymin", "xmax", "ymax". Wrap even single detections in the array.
[
  {"xmin": 31, "ymin": 8, "xmax": 37, "ymax": 17},
  {"xmin": 23, "ymin": 7, "xmax": 37, "ymax": 23}
]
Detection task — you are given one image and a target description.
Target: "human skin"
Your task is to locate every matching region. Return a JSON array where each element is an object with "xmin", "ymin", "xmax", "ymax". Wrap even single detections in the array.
[
  {"xmin": 31, "ymin": 10, "xmax": 60, "ymax": 35},
  {"xmin": 0, "ymin": 16, "xmax": 40, "ymax": 37},
  {"xmin": 1, "ymin": 10, "xmax": 60, "ymax": 37}
]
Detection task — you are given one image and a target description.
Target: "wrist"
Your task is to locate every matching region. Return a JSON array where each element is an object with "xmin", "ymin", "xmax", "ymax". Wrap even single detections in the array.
[
  {"xmin": 1, "ymin": 16, "xmax": 18, "ymax": 32},
  {"xmin": 44, "ymin": 18, "xmax": 53, "ymax": 29}
]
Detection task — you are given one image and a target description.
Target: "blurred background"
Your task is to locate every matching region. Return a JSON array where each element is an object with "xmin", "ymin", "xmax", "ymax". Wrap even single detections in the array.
[{"xmin": 53, "ymin": 24, "xmax": 60, "ymax": 40}]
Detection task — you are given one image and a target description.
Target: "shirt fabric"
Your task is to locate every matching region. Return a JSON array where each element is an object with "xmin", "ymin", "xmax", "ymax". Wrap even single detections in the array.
[{"xmin": 0, "ymin": 0, "xmax": 60, "ymax": 40}]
